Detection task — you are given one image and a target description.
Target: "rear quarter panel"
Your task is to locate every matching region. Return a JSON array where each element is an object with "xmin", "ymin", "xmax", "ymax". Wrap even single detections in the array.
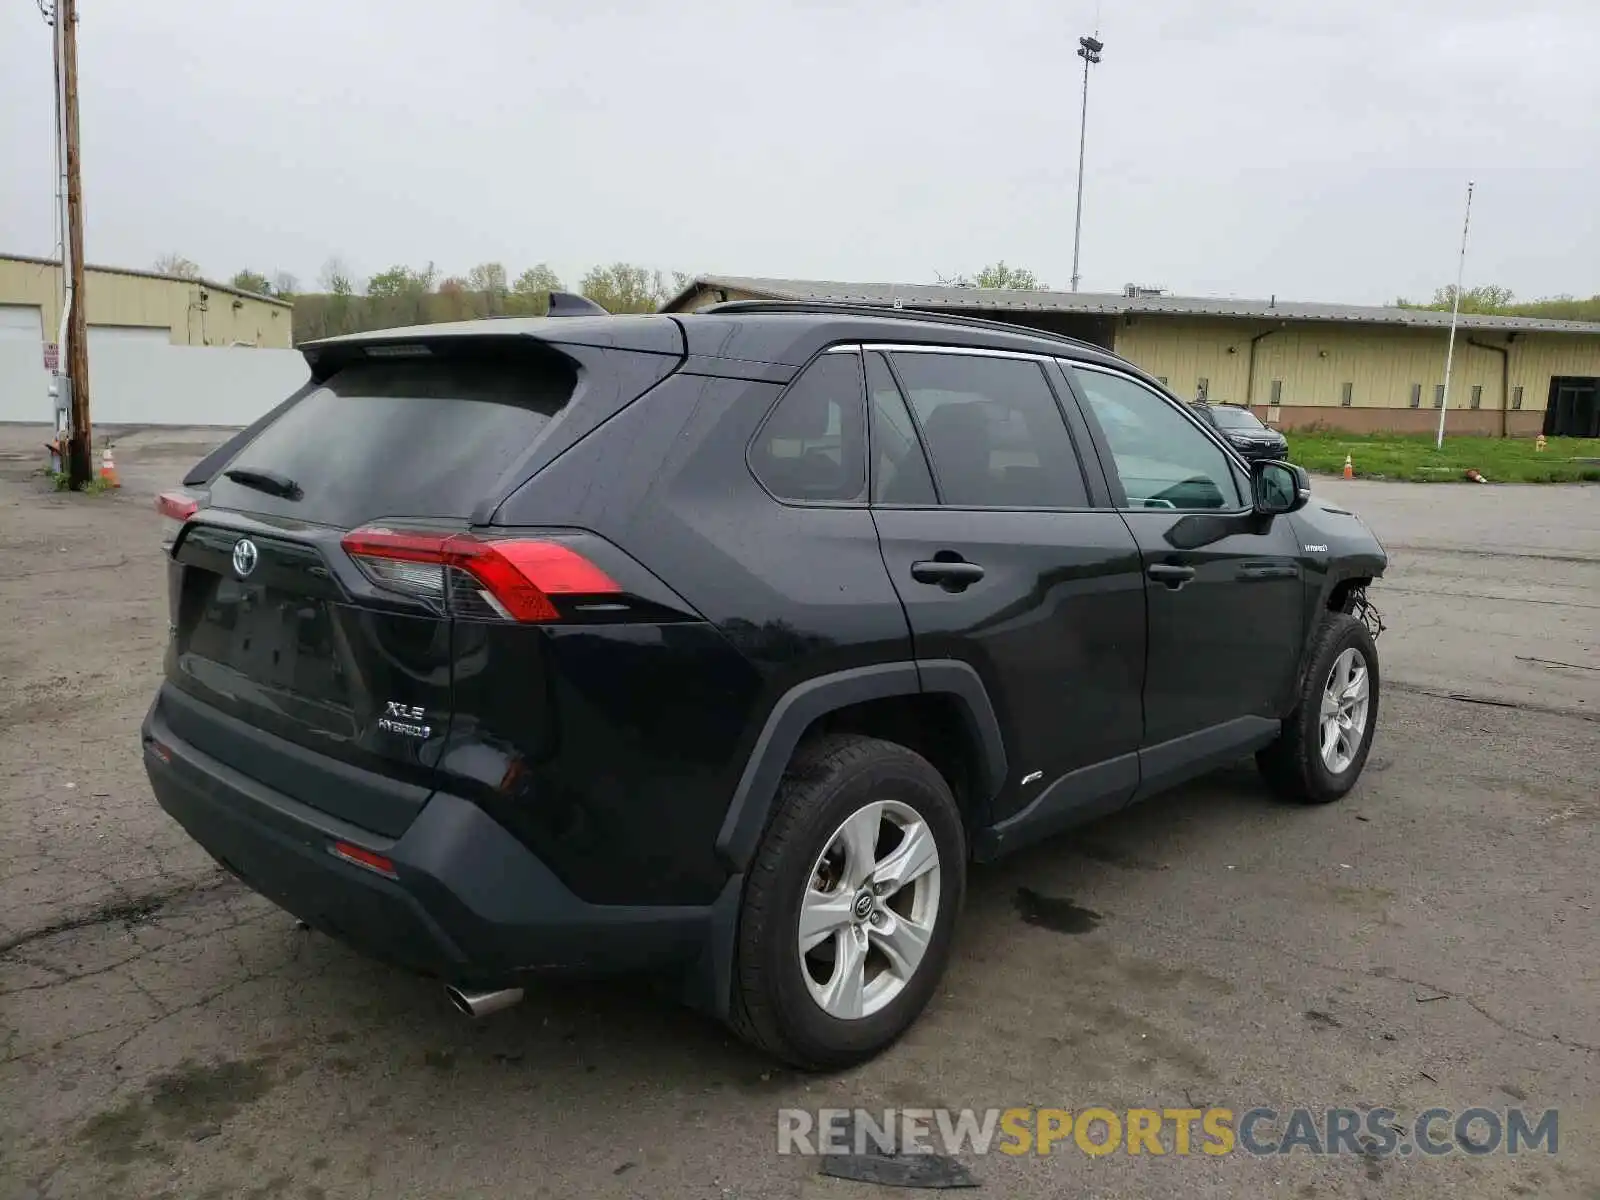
[{"xmin": 481, "ymin": 372, "xmax": 912, "ymax": 904}]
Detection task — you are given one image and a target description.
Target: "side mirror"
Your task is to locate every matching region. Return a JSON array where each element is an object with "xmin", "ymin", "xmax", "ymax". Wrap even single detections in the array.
[{"xmin": 1252, "ymin": 460, "xmax": 1310, "ymax": 516}]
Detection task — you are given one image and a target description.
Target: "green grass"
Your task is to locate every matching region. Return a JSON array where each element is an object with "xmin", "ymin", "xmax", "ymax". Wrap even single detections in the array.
[
  {"xmin": 49, "ymin": 470, "xmax": 114, "ymax": 494},
  {"xmin": 1286, "ymin": 432, "xmax": 1600, "ymax": 483}
]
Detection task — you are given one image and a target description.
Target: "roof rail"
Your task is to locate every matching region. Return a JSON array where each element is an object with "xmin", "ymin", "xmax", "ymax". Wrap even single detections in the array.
[{"xmin": 697, "ymin": 299, "xmax": 1106, "ymax": 355}]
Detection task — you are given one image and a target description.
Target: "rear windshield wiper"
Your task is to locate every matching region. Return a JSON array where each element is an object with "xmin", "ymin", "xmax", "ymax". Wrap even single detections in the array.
[{"xmin": 223, "ymin": 467, "xmax": 303, "ymax": 501}]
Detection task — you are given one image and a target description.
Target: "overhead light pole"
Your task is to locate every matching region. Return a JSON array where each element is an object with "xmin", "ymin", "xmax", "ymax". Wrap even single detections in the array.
[
  {"xmin": 1069, "ymin": 33, "xmax": 1103, "ymax": 293},
  {"xmin": 1434, "ymin": 180, "xmax": 1475, "ymax": 450}
]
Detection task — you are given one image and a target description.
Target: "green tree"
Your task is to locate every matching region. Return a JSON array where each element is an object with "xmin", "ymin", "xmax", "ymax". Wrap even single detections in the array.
[
  {"xmin": 154, "ymin": 253, "xmax": 202, "ymax": 280},
  {"xmin": 366, "ymin": 263, "xmax": 436, "ymax": 298},
  {"xmin": 1395, "ymin": 284, "xmax": 1516, "ymax": 314},
  {"xmin": 1507, "ymin": 294, "xmax": 1600, "ymax": 321},
  {"xmin": 435, "ymin": 277, "xmax": 476, "ymax": 321},
  {"xmin": 318, "ymin": 257, "xmax": 356, "ymax": 297},
  {"xmin": 467, "ymin": 261, "xmax": 508, "ymax": 296},
  {"xmin": 229, "ymin": 269, "xmax": 271, "ymax": 295},
  {"xmin": 505, "ymin": 263, "xmax": 563, "ymax": 315},
  {"xmin": 973, "ymin": 261, "xmax": 1046, "ymax": 290},
  {"xmin": 270, "ymin": 270, "xmax": 298, "ymax": 299},
  {"xmin": 937, "ymin": 261, "xmax": 1047, "ymax": 290},
  {"xmin": 580, "ymin": 262, "xmax": 669, "ymax": 313}
]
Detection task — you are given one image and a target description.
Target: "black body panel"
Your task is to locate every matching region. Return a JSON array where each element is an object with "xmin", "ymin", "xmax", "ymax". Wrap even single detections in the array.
[
  {"xmin": 166, "ymin": 515, "xmax": 455, "ymax": 836},
  {"xmin": 436, "ymin": 617, "xmax": 762, "ymax": 906},
  {"xmin": 872, "ymin": 507, "xmax": 1147, "ymax": 823},
  {"xmin": 144, "ymin": 697, "xmax": 733, "ymax": 989},
  {"xmin": 1118, "ymin": 509, "xmax": 1307, "ymax": 742},
  {"xmin": 713, "ymin": 661, "xmax": 1008, "ymax": 872},
  {"xmin": 494, "ymin": 372, "xmax": 915, "ymax": 898}
]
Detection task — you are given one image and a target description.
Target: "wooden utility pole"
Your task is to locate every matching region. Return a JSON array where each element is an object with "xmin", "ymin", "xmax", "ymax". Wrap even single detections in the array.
[{"xmin": 61, "ymin": 0, "xmax": 93, "ymax": 489}]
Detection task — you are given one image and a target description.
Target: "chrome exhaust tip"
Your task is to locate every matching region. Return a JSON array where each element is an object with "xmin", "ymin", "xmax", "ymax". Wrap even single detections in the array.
[{"xmin": 446, "ymin": 985, "xmax": 525, "ymax": 1018}]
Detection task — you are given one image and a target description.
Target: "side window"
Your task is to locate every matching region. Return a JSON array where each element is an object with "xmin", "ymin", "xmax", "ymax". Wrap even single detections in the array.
[
  {"xmin": 1067, "ymin": 366, "xmax": 1244, "ymax": 511},
  {"xmin": 889, "ymin": 352, "xmax": 1088, "ymax": 508},
  {"xmin": 866, "ymin": 352, "xmax": 936, "ymax": 504},
  {"xmin": 749, "ymin": 351, "xmax": 866, "ymax": 502}
]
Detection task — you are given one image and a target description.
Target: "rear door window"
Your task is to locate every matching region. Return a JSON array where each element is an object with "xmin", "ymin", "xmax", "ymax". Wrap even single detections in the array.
[
  {"xmin": 888, "ymin": 351, "xmax": 1089, "ymax": 508},
  {"xmin": 866, "ymin": 351, "xmax": 936, "ymax": 505},
  {"xmin": 209, "ymin": 353, "xmax": 576, "ymax": 528},
  {"xmin": 749, "ymin": 350, "xmax": 867, "ymax": 502}
]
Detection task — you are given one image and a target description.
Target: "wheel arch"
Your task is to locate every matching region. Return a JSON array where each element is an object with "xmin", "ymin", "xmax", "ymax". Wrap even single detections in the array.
[{"xmin": 713, "ymin": 660, "xmax": 1007, "ymax": 873}]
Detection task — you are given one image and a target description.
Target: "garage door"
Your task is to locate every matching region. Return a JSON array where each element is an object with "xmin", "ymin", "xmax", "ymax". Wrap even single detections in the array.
[
  {"xmin": 0, "ymin": 305, "xmax": 45, "ymax": 340},
  {"xmin": 88, "ymin": 324, "xmax": 170, "ymax": 346},
  {"xmin": 1545, "ymin": 377, "xmax": 1600, "ymax": 438}
]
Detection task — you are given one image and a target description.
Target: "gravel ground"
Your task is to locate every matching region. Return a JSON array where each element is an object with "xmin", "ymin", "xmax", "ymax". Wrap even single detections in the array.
[{"xmin": 1, "ymin": 425, "xmax": 1595, "ymax": 1200}]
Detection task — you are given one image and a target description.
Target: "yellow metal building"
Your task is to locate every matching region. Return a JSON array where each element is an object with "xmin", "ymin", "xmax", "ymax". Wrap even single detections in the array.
[
  {"xmin": 0, "ymin": 253, "xmax": 293, "ymax": 350},
  {"xmin": 665, "ymin": 276, "xmax": 1600, "ymax": 437}
]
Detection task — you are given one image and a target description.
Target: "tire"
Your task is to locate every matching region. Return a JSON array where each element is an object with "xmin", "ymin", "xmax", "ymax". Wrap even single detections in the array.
[
  {"xmin": 1257, "ymin": 612, "xmax": 1381, "ymax": 804},
  {"xmin": 729, "ymin": 734, "xmax": 966, "ymax": 1070}
]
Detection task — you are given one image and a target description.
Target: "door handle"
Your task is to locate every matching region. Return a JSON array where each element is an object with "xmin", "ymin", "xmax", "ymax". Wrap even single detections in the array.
[
  {"xmin": 1146, "ymin": 562, "xmax": 1196, "ymax": 589},
  {"xmin": 911, "ymin": 559, "xmax": 985, "ymax": 589}
]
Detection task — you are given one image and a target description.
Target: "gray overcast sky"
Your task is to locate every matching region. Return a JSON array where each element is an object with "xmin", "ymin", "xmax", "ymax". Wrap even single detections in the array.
[{"xmin": 3, "ymin": 0, "xmax": 1596, "ymax": 303}]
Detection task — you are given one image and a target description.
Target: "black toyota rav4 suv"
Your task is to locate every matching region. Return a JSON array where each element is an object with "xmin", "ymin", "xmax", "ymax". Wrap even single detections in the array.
[{"xmin": 145, "ymin": 298, "xmax": 1386, "ymax": 1069}]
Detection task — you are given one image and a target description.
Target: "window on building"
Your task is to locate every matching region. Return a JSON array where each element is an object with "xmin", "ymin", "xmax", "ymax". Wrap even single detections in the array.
[
  {"xmin": 749, "ymin": 350, "xmax": 866, "ymax": 502},
  {"xmin": 1512, "ymin": 385, "xmax": 1524, "ymax": 411},
  {"xmin": 1470, "ymin": 384, "xmax": 1483, "ymax": 410},
  {"xmin": 1410, "ymin": 383, "xmax": 1422, "ymax": 409},
  {"xmin": 1340, "ymin": 382, "xmax": 1354, "ymax": 408},
  {"xmin": 1434, "ymin": 384, "xmax": 1446, "ymax": 408},
  {"xmin": 1270, "ymin": 380, "xmax": 1283, "ymax": 405},
  {"xmin": 1196, "ymin": 377, "xmax": 1210, "ymax": 401},
  {"xmin": 890, "ymin": 351, "xmax": 1088, "ymax": 508},
  {"xmin": 1156, "ymin": 376, "xmax": 1168, "ymax": 387}
]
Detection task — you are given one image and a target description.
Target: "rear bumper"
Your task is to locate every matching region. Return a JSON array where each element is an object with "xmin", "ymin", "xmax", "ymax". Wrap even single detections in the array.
[{"xmin": 142, "ymin": 694, "xmax": 739, "ymax": 999}]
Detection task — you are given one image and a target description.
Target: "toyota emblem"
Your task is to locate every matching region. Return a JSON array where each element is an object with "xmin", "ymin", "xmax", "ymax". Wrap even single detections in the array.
[{"xmin": 232, "ymin": 538, "xmax": 259, "ymax": 578}]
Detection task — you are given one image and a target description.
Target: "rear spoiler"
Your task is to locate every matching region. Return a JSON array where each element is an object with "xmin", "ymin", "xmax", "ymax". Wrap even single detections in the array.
[{"xmin": 182, "ymin": 314, "xmax": 685, "ymax": 488}]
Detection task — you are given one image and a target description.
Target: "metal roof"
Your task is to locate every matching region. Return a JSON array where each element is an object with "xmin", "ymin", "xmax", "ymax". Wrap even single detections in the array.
[
  {"xmin": 667, "ymin": 275, "xmax": 1600, "ymax": 336},
  {"xmin": 1, "ymin": 252, "xmax": 292, "ymax": 308}
]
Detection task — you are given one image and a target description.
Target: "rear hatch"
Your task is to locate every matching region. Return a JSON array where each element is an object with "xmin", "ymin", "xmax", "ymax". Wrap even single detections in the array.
[{"xmin": 160, "ymin": 336, "xmax": 641, "ymax": 836}]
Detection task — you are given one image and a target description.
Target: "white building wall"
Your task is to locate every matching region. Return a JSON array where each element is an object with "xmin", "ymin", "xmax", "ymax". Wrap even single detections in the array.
[{"xmin": 0, "ymin": 304, "xmax": 308, "ymax": 426}]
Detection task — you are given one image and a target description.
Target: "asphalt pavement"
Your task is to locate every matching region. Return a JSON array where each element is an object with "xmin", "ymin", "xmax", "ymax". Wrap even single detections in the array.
[{"xmin": 1, "ymin": 426, "xmax": 1595, "ymax": 1199}]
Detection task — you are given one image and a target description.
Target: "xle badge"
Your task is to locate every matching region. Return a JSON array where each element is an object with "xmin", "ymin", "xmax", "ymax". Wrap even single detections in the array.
[{"xmin": 377, "ymin": 701, "xmax": 431, "ymax": 740}]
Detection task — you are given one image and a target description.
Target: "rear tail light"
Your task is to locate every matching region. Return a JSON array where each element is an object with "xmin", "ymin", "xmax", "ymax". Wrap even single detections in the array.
[
  {"xmin": 156, "ymin": 490, "xmax": 200, "ymax": 549},
  {"xmin": 340, "ymin": 528, "xmax": 620, "ymax": 622}
]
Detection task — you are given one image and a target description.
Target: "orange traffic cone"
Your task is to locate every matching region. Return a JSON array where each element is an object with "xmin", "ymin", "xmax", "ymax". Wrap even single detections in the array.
[
  {"xmin": 99, "ymin": 447, "xmax": 120, "ymax": 488},
  {"xmin": 1342, "ymin": 454, "xmax": 1354, "ymax": 480}
]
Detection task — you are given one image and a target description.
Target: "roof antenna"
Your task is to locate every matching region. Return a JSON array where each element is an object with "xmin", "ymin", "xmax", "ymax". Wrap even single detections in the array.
[{"xmin": 546, "ymin": 291, "xmax": 608, "ymax": 317}]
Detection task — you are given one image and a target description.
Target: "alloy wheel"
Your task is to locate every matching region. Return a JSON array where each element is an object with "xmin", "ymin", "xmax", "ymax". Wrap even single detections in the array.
[
  {"xmin": 1320, "ymin": 646, "xmax": 1371, "ymax": 774},
  {"xmin": 796, "ymin": 799, "xmax": 941, "ymax": 1020}
]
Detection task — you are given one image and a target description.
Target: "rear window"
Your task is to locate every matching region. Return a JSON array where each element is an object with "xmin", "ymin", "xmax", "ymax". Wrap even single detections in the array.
[{"xmin": 208, "ymin": 354, "xmax": 575, "ymax": 528}]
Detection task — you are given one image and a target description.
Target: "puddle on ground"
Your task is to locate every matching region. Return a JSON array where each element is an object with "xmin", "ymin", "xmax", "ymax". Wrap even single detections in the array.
[{"xmin": 1013, "ymin": 887, "xmax": 1102, "ymax": 934}]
